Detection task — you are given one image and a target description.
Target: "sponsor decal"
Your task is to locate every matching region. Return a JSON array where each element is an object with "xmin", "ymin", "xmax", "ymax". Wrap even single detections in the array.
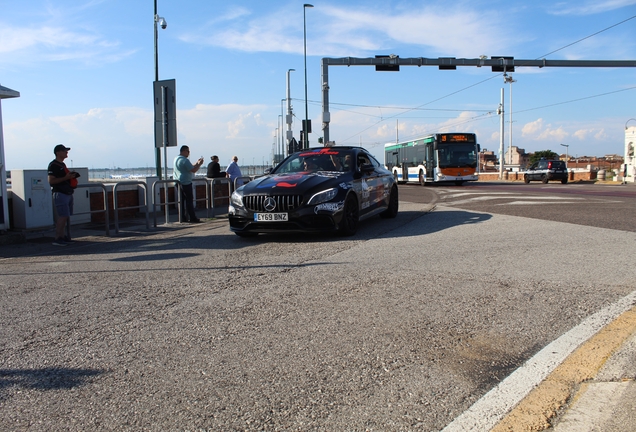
[
  {"xmin": 314, "ymin": 201, "xmax": 344, "ymax": 214},
  {"xmin": 298, "ymin": 148, "xmax": 340, "ymax": 157}
]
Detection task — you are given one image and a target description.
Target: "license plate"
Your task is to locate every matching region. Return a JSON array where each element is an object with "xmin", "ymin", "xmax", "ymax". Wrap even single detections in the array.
[{"xmin": 254, "ymin": 213, "xmax": 288, "ymax": 222}]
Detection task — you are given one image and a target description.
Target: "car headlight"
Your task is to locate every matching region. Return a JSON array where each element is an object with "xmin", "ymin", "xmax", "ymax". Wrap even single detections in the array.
[
  {"xmin": 230, "ymin": 189, "xmax": 244, "ymax": 208},
  {"xmin": 307, "ymin": 187, "xmax": 338, "ymax": 205}
]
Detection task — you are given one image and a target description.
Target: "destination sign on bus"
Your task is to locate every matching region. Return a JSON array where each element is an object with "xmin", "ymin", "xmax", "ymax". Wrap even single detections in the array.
[{"xmin": 440, "ymin": 134, "xmax": 475, "ymax": 143}]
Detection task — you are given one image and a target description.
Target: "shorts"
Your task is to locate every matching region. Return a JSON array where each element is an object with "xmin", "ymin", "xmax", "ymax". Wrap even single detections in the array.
[{"xmin": 53, "ymin": 192, "xmax": 74, "ymax": 217}]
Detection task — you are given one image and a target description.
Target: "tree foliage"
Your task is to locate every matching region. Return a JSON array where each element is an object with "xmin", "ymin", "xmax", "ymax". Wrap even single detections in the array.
[{"xmin": 529, "ymin": 150, "xmax": 559, "ymax": 165}]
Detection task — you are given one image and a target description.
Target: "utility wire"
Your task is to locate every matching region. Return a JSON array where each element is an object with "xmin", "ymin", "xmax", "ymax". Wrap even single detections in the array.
[
  {"xmin": 536, "ymin": 14, "xmax": 636, "ymax": 59},
  {"xmin": 515, "ymin": 86, "xmax": 636, "ymax": 114}
]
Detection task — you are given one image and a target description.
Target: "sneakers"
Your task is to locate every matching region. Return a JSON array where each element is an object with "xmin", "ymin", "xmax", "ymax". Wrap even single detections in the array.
[{"xmin": 52, "ymin": 238, "xmax": 68, "ymax": 246}]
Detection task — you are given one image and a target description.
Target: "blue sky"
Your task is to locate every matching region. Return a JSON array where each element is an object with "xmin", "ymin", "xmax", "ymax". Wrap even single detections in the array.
[{"xmin": 1, "ymin": 0, "xmax": 635, "ymax": 171}]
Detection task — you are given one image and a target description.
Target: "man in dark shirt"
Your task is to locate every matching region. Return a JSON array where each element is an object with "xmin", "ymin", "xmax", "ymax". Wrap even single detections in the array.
[
  {"xmin": 206, "ymin": 155, "xmax": 225, "ymax": 178},
  {"xmin": 47, "ymin": 144, "xmax": 78, "ymax": 246}
]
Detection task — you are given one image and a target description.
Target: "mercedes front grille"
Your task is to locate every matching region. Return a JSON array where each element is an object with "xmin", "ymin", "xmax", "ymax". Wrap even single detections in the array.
[{"xmin": 243, "ymin": 195, "xmax": 303, "ymax": 212}]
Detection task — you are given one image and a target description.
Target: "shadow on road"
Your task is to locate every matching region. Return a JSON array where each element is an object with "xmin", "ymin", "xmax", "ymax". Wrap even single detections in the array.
[{"xmin": 0, "ymin": 367, "xmax": 105, "ymax": 395}]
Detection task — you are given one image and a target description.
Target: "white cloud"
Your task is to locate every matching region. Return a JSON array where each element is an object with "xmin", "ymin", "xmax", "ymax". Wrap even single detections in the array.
[
  {"xmin": 0, "ymin": 22, "xmax": 132, "ymax": 66},
  {"xmin": 549, "ymin": 0, "xmax": 636, "ymax": 15},
  {"xmin": 181, "ymin": 4, "xmax": 510, "ymax": 57}
]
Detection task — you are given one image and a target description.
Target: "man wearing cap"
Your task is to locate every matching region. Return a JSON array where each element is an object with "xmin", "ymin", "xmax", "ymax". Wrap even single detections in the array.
[{"xmin": 47, "ymin": 144, "xmax": 79, "ymax": 246}]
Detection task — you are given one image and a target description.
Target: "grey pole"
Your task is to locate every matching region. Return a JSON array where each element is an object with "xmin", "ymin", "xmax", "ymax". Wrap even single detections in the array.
[
  {"xmin": 303, "ymin": 4, "xmax": 313, "ymax": 149},
  {"xmin": 153, "ymin": 1, "xmax": 167, "ymax": 178},
  {"xmin": 499, "ymin": 88, "xmax": 505, "ymax": 180},
  {"xmin": 286, "ymin": 69, "xmax": 295, "ymax": 156}
]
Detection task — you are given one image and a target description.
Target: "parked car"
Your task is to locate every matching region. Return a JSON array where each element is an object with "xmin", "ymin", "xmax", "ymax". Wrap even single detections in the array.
[
  {"xmin": 228, "ymin": 147, "xmax": 398, "ymax": 237},
  {"xmin": 524, "ymin": 159, "xmax": 568, "ymax": 184}
]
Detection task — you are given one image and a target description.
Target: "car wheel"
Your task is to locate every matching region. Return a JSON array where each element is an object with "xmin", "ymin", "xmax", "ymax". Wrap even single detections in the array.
[
  {"xmin": 339, "ymin": 193, "xmax": 359, "ymax": 236},
  {"xmin": 235, "ymin": 231, "xmax": 258, "ymax": 237},
  {"xmin": 524, "ymin": 174, "xmax": 530, "ymax": 184},
  {"xmin": 541, "ymin": 175, "xmax": 549, "ymax": 184},
  {"xmin": 380, "ymin": 185, "xmax": 399, "ymax": 219},
  {"xmin": 561, "ymin": 178, "xmax": 568, "ymax": 184},
  {"xmin": 419, "ymin": 170, "xmax": 425, "ymax": 186}
]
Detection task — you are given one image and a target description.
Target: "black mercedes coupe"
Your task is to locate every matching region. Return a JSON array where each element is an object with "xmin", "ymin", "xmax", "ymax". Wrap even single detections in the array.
[{"xmin": 228, "ymin": 146, "xmax": 398, "ymax": 236}]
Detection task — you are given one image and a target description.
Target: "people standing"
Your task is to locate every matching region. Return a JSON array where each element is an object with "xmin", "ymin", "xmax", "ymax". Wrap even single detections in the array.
[
  {"xmin": 206, "ymin": 155, "xmax": 225, "ymax": 178},
  {"xmin": 47, "ymin": 144, "xmax": 79, "ymax": 246},
  {"xmin": 173, "ymin": 145, "xmax": 204, "ymax": 223},
  {"xmin": 226, "ymin": 156, "xmax": 242, "ymax": 191}
]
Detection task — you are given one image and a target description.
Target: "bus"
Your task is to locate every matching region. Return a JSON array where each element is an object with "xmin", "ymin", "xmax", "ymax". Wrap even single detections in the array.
[{"xmin": 384, "ymin": 133, "xmax": 480, "ymax": 186}]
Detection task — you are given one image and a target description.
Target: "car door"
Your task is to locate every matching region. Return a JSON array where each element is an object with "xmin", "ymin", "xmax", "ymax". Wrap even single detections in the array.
[
  {"xmin": 527, "ymin": 162, "xmax": 538, "ymax": 180},
  {"xmin": 355, "ymin": 151, "xmax": 383, "ymax": 216}
]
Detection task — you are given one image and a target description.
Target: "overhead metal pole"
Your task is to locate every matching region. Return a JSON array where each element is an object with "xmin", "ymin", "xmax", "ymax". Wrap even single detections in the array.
[
  {"xmin": 319, "ymin": 56, "xmax": 636, "ymax": 141},
  {"xmin": 321, "ymin": 59, "xmax": 330, "ymax": 144}
]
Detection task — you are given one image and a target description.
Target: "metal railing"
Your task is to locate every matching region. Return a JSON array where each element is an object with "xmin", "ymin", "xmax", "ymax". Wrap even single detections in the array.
[
  {"xmin": 112, "ymin": 181, "xmax": 149, "ymax": 234},
  {"xmin": 210, "ymin": 178, "xmax": 231, "ymax": 218},
  {"xmin": 192, "ymin": 177, "xmax": 210, "ymax": 218},
  {"xmin": 152, "ymin": 179, "xmax": 181, "ymax": 227},
  {"xmin": 70, "ymin": 183, "xmax": 110, "ymax": 236}
]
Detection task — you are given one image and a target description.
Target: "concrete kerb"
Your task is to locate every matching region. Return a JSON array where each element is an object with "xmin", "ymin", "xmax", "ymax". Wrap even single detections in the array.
[{"xmin": 442, "ymin": 290, "xmax": 636, "ymax": 432}]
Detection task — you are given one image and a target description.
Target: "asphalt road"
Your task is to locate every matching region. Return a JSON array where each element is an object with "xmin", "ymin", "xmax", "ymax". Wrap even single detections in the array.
[
  {"xmin": 1, "ymin": 182, "xmax": 635, "ymax": 431},
  {"xmin": 399, "ymin": 181, "xmax": 636, "ymax": 232}
]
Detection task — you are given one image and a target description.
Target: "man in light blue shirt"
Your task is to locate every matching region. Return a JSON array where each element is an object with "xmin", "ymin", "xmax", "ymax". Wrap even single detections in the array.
[
  {"xmin": 226, "ymin": 155, "xmax": 243, "ymax": 191},
  {"xmin": 173, "ymin": 145, "xmax": 204, "ymax": 222}
]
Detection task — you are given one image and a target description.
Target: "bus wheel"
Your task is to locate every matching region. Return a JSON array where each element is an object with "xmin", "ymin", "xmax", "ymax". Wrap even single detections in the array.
[{"xmin": 419, "ymin": 170, "xmax": 425, "ymax": 186}]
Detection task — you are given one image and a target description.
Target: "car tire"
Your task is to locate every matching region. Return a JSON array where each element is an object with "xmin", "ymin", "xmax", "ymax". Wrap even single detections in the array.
[
  {"xmin": 561, "ymin": 178, "xmax": 568, "ymax": 184},
  {"xmin": 339, "ymin": 193, "xmax": 359, "ymax": 236},
  {"xmin": 380, "ymin": 185, "xmax": 399, "ymax": 219},
  {"xmin": 541, "ymin": 175, "xmax": 549, "ymax": 184},
  {"xmin": 524, "ymin": 174, "xmax": 530, "ymax": 184},
  {"xmin": 419, "ymin": 170, "xmax": 425, "ymax": 186}
]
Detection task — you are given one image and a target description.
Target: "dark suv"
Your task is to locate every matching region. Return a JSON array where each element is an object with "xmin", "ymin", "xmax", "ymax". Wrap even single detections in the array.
[{"xmin": 524, "ymin": 159, "xmax": 568, "ymax": 184}]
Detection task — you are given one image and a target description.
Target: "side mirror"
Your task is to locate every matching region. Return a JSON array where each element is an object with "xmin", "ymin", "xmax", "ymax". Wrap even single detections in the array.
[
  {"xmin": 264, "ymin": 168, "xmax": 272, "ymax": 175},
  {"xmin": 360, "ymin": 163, "xmax": 374, "ymax": 173}
]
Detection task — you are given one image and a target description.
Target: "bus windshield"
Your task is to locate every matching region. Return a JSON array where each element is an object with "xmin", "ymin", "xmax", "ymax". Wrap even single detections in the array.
[{"xmin": 438, "ymin": 144, "xmax": 478, "ymax": 169}]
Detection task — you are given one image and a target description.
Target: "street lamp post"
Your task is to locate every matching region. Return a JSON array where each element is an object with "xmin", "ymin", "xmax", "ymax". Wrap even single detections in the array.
[
  {"xmin": 504, "ymin": 73, "xmax": 516, "ymax": 165},
  {"xmin": 560, "ymin": 143, "xmax": 569, "ymax": 166},
  {"xmin": 303, "ymin": 4, "xmax": 313, "ymax": 150},
  {"xmin": 154, "ymin": 0, "xmax": 167, "ymax": 178}
]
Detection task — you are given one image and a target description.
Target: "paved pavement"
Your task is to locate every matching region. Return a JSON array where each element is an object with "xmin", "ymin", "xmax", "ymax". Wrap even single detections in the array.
[{"xmin": 1, "ymin": 210, "xmax": 635, "ymax": 431}]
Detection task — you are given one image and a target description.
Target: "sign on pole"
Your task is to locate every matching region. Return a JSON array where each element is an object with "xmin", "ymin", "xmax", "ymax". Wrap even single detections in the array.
[{"xmin": 153, "ymin": 79, "xmax": 177, "ymax": 148}]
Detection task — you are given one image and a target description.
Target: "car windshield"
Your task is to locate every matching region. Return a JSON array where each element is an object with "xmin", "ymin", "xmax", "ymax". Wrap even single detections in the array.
[{"xmin": 273, "ymin": 149, "xmax": 354, "ymax": 174}]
